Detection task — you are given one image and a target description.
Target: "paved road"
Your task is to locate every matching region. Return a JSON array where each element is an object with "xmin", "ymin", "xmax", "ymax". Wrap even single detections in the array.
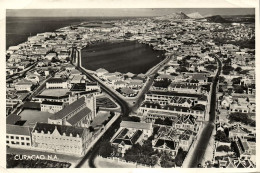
[
  {"xmin": 74, "ymin": 51, "xmax": 131, "ymax": 168},
  {"xmin": 6, "ymin": 62, "xmax": 37, "ymax": 83},
  {"xmin": 74, "ymin": 48, "xmax": 171, "ymax": 168},
  {"xmin": 188, "ymin": 55, "xmax": 222, "ymax": 168}
]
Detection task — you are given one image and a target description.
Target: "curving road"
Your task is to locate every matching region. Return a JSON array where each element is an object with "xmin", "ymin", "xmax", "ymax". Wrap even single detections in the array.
[{"xmin": 188, "ymin": 55, "xmax": 222, "ymax": 167}]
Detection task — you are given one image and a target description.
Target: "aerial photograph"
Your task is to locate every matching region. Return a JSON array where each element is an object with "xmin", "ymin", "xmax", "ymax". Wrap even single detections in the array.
[{"xmin": 5, "ymin": 8, "xmax": 256, "ymax": 169}]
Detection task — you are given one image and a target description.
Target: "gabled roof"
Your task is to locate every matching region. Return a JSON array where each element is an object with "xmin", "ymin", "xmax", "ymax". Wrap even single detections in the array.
[
  {"xmin": 179, "ymin": 134, "xmax": 191, "ymax": 141},
  {"xmin": 15, "ymin": 79, "xmax": 33, "ymax": 86},
  {"xmin": 164, "ymin": 105, "xmax": 189, "ymax": 112},
  {"xmin": 183, "ymin": 115, "xmax": 196, "ymax": 125},
  {"xmin": 66, "ymin": 107, "xmax": 92, "ymax": 126},
  {"xmin": 49, "ymin": 96, "xmax": 86, "ymax": 120},
  {"xmin": 112, "ymin": 128, "xmax": 143, "ymax": 146},
  {"xmin": 190, "ymin": 104, "xmax": 206, "ymax": 111},
  {"xmin": 154, "ymin": 139, "xmax": 177, "ymax": 150},
  {"xmin": 70, "ymin": 83, "xmax": 86, "ymax": 91},
  {"xmin": 32, "ymin": 122, "xmax": 86, "ymax": 137}
]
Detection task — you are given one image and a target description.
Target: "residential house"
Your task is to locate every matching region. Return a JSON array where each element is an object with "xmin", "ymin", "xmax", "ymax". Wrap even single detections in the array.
[
  {"xmin": 110, "ymin": 121, "xmax": 152, "ymax": 156},
  {"xmin": 14, "ymin": 79, "xmax": 33, "ymax": 91}
]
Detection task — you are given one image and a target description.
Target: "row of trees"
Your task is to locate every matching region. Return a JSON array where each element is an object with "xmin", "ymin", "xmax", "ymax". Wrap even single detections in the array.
[
  {"xmin": 205, "ymin": 64, "xmax": 217, "ymax": 72},
  {"xmin": 160, "ymin": 151, "xmax": 175, "ymax": 168},
  {"xmin": 222, "ymin": 65, "xmax": 234, "ymax": 75},
  {"xmin": 228, "ymin": 112, "xmax": 255, "ymax": 127},
  {"xmin": 124, "ymin": 140, "xmax": 158, "ymax": 166},
  {"xmin": 216, "ymin": 145, "xmax": 231, "ymax": 152},
  {"xmin": 174, "ymin": 148, "xmax": 188, "ymax": 167},
  {"xmin": 98, "ymin": 141, "xmax": 117, "ymax": 158},
  {"xmin": 153, "ymin": 78, "xmax": 172, "ymax": 88}
]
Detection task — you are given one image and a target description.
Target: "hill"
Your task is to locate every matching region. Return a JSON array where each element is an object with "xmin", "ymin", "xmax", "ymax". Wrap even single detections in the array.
[
  {"xmin": 205, "ymin": 15, "xmax": 228, "ymax": 23},
  {"xmin": 155, "ymin": 12, "xmax": 190, "ymax": 20},
  {"xmin": 187, "ymin": 12, "xmax": 203, "ymax": 19}
]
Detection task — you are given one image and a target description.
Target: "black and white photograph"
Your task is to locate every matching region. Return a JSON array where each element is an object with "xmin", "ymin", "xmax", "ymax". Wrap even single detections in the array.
[{"xmin": 1, "ymin": 0, "xmax": 259, "ymax": 171}]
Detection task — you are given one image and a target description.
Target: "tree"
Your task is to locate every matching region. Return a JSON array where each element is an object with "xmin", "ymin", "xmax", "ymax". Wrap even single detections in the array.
[
  {"xmin": 215, "ymin": 130, "xmax": 229, "ymax": 142},
  {"xmin": 233, "ymin": 85, "xmax": 244, "ymax": 93},
  {"xmin": 216, "ymin": 145, "xmax": 231, "ymax": 152},
  {"xmin": 124, "ymin": 140, "xmax": 158, "ymax": 166},
  {"xmin": 222, "ymin": 65, "xmax": 234, "ymax": 75},
  {"xmin": 176, "ymin": 66, "xmax": 188, "ymax": 73},
  {"xmin": 153, "ymin": 78, "xmax": 172, "ymax": 88},
  {"xmin": 228, "ymin": 112, "xmax": 255, "ymax": 127},
  {"xmin": 66, "ymin": 57, "xmax": 71, "ymax": 62},
  {"xmin": 235, "ymin": 67, "xmax": 242, "ymax": 73},
  {"xmin": 232, "ymin": 78, "xmax": 242, "ymax": 85},
  {"xmin": 123, "ymin": 116, "xmax": 141, "ymax": 122},
  {"xmin": 219, "ymin": 76, "xmax": 226, "ymax": 83},
  {"xmin": 224, "ymin": 128, "xmax": 229, "ymax": 138},
  {"xmin": 205, "ymin": 64, "xmax": 217, "ymax": 72},
  {"xmin": 231, "ymin": 141, "xmax": 240, "ymax": 157},
  {"xmin": 223, "ymin": 58, "xmax": 231, "ymax": 65},
  {"xmin": 160, "ymin": 151, "xmax": 175, "ymax": 168},
  {"xmin": 99, "ymin": 141, "xmax": 116, "ymax": 158},
  {"xmin": 110, "ymin": 111, "xmax": 115, "ymax": 116},
  {"xmin": 175, "ymin": 148, "xmax": 187, "ymax": 167},
  {"xmin": 189, "ymin": 79, "xmax": 199, "ymax": 83},
  {"xmin": 51, "ymin": 57, "xmax": 59, "ymax": 63}
]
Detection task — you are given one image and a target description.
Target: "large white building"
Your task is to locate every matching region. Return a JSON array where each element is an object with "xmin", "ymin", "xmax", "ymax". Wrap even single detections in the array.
[
  {"xmin": 145, "ymin": 91, "xmax": 208, "ymax": 106},
  {"xmin": 139, "ymin": 102, "xmax": 206, "ymax": 122},
  {"xmin": 40, "ymin": 101, "xmax": 64, "ymax": 113},
  {"xmin": 6, "ymin": 125, "xmax": 32, "ymax": 149},
  {"xmin": 46, "ymin": 78, "xmax": 68, "ymax": 89},
  {"xmin": 31, "ymin": 122, "xmax": 92, "ymax": 156}
]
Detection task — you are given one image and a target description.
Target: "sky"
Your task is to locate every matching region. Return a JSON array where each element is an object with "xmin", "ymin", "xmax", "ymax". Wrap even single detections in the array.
[{"xmin": 6, "ymin": 8, "xmax": 255, "ymax": 17}]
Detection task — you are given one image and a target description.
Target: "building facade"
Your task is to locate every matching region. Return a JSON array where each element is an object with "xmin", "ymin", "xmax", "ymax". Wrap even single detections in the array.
[
  {"xmin": 40, "ymin": 101, "xmax": 64, "ymax": 113},
  {"xmin": 31, "ymin": 122, "xmax": 92, "ymax": 156},
  {"xmin": 6, "ymin": 125, "xmax": 32, "ymax": 149}
]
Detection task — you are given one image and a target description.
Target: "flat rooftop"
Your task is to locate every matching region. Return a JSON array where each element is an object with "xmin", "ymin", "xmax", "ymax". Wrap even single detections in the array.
[
  {"xmin": 19, "ymin": 109, "xmax": 53, "ymax": 128},
  {"xmin": 39, "ymin": 88, "xmax": 70, "ymax": 97}
]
